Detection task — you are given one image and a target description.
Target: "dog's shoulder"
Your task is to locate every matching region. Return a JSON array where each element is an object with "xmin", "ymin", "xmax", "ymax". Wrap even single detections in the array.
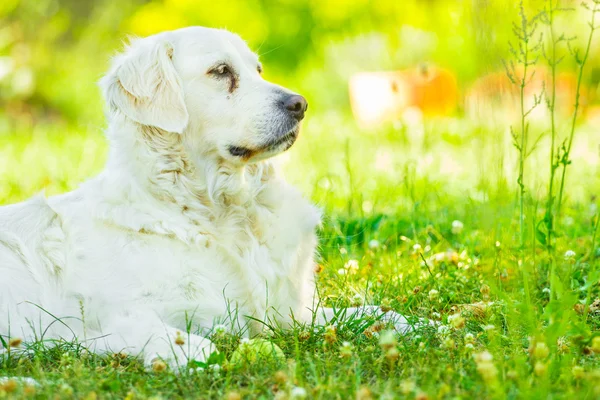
[{"xmin": 0, "ymin": 194, "xmax": 59, "ymax": 241}]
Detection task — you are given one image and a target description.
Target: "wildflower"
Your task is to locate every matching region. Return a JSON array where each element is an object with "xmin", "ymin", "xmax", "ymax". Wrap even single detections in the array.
[
  {"xmin": 368, "ymin": 239, "xmax": 380, "ymax": 249},
  {"xmin": 339, "ymin": 341, "xmax": 354, "ymax": 358},
  {"xmin": 344, "ymin": 259, "xmax": 359, "ymax": 275},
  {"xmin": 213, "ymin": 324, "xmax": 227, "ymax": 334},
  {"xmin": 380, "ymin": 298, "xmax": 392, "ymax": 312},
  {"xmin": 225, "ymin": 392, "xmax": 242, "ymax": 400},
  {"xmin": 175, "ymin": 331, "xmax": 185, "ymax": 346},
  {"xmin": 314, "ymin": 264, "xmax": 324, "ymax": 274},
  {"xmin": 464, "ymin": 333, "xmax": 475, "ymax": 344},
  {"xmin": 324, "ymin": 325, "xmax": 337, "ymax": 344},
  {"xmin": 474, "ymin": 350, "xmax": 493, "ymax": 363},
  {"xmin": 415, "ymin": 391, "xmax": 429, "ymax": 400},
  {"xmin": 437, "ymin": 325, "xmax": 451, "ymax": 337},
  {"xmin": 413, "ymin": 244, "xmax": 422, "ymax": 252},
  {"xmin": 298, "ymin": 330, "xmax": 310, "ymax": 341},
  {"xmin": 356, "ymin": 386, "xmax": 373, "ymax": 400},
  {"xmin": 464, "ymin": 343, "xmax": 474, "ymax": 350},
  {"xmin": 412, "ymin": 286, "xmax": 422, "ymax": 294},
  {"xmin": 574, "ymin": 303, "xmax": 585, "ymax": 314},
  {"xmin": 441, "ymin": 337, "xmax": 455, "ymax": 350},
  {"xmin": 1, "ymin": 379, "xmax": 17, "ymax": 393},
  {"xmin": 152, "ymin": 359, "xmax": 167, "ymax": 372},
  {"xmin": 385, "ymin": 346, "xmax": 400, "ymax": 361},
  {"xmin": 533, "ymin": 342, "xmax": 549, "ymax": 359},
  {"xmin": 8, "ymin": 337, "xmax": 22, "ymax": 348},
  {"xmin": 400, "ymin": 379, "xmax": 416, "ymax": 394},
  {"xmin": 495, "ymin": 241, "xmax": 501, "ymax": 248},
  {"xmin": 480, "ymin": 284, "xmax": 490, "ymax": 299},
  {"xmin": 557, "ymin": 337, "xmax": 570, "ymax": 354},
  {"xmin": 290, "ymin": 386, "xmax": 307, "ymax": 399},
  {"xmin": 448, "ymin": 313, "xmax": 465, "ymax": 329},
  {"xmin": 351, "ymin": 293, "xmax": 364, "ymax": 306},
  {"xmin": 473, "ymin": 351, "xmax": 497, "ymax": 383},
  {"xmin": 379, "ymin": 330, "xmax": 397, "ymax": 350},
  {"xmin": 418, "ymin": 342, "xmax": 426, "ymax": 350},
  {"xmin": 339, "ymin": 247, "xmax": 347, "ymax": 255},
  {"xmin": 534, "ymin": 361, "xmax": 547, "ymax": 376},
  {"xmin": 591, "ymin": 336, "xmax": 600, "ymax": 354},
  {"xmin": 428, "ymin": 289, "xmax": 439, "ymax": 301},
  {"xmin": 451, "ymin": 220, "xmax": 464, "ymax": 235},
  {"xmin": 337, "ymin": 268, "xmax": 346, "ymax": 276},
  {"xmin": 564, "ymin": 250, "xmax": 576, "ymax": 260},
  {"xmin": 572, "ymin": 365, "xmax": 585, "ymax": 380}
]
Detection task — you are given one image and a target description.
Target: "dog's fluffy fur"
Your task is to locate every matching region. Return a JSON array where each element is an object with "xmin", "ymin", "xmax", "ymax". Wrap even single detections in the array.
[{"xmin": 0, "ymin": 27, "xmax": 411, "ymax": 368}]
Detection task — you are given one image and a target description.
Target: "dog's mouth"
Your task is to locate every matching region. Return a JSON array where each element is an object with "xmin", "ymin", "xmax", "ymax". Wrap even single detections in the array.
[{"xmin": 228, "ymin": 123, "xmax": 300, "ymax": 160}]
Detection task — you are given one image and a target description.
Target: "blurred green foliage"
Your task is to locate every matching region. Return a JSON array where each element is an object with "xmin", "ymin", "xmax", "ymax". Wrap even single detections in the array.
[{"xmin": 4, "ymin": 0, "xmax": 591, "ymax": 129}]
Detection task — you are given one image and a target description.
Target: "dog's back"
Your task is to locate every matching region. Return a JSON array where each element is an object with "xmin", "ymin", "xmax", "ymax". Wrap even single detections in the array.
[{"xmin": 0, "ymin": 195, "xmax": 66, "ymax": 341}]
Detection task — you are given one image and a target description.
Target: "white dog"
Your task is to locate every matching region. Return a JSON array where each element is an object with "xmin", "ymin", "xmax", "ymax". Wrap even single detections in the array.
[{"xmin": 0, "ymin": 27, "xmax": 413, "ymax": 369}]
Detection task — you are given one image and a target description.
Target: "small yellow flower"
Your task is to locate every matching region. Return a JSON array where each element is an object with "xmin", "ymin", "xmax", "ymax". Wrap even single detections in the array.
[
  {"xmin": 339, "ymin": 341, "xmax": 354, "ymax": 358},
  {"xmin": 380, "ymin": 298, "xmax": 392, "ymax": 312},
  {"xmin": 174, "ymin": 332, "xmax": 185, "ymax": 346},
  {"xmin": 324, "ymin": 325, "xmax": 337, "ymax": 344},
  {"xmin": 572, "ymin": 365, "xmax": 585, "ymax": 380},
  {"xmin": 274, "ymin": 370, "xmax": 288, "ymax": 384},
  {"xmin": 356, "ymin": 386, "xmax": 373, "ymax": 400},
  {"xmin": 400, "ymin": 379, "xmax": 416, "ymax": 394},
  {"xmin": 1, "ymin": 379, "xmax": 18, "ymax": 393},
  {"xmin": 225, "ymin": 392, "xmax": 242, "ymax": 400},
  {"xmin": 448, "ymin": 313, "xmax": 465, "ymax": 329},
  {"xmin": 152, "ymin": 359, "xmax": 167, "ymax": 372},
  {"xmin": 533, "ymin": 342, "xmax": 550, "ymax": 359},
  {"xmin": 534, "ymin": 361, "xmax": 547, "ymax": 376},
  {"xmin": 385, "ymin": 346, "xmax": 400, "ymax": 361},
  {"xmin": 379, "ymin": 330, "xmax": 396, "ymax": 350},
  {"xmin": 591, "ymin": 336, "xmax": 600, "ymax": 354}
]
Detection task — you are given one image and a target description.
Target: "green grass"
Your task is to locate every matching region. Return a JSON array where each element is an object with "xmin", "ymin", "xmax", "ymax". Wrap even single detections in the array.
[{"xmin": 1, "ymin": 113, "xmax": 600, "ymax": 399}]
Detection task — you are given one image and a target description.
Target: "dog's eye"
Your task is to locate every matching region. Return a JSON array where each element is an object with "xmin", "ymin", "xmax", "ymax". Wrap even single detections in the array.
[{"xmin": 209, "ymin": 64, "xmax": 233, "ymax": 77}]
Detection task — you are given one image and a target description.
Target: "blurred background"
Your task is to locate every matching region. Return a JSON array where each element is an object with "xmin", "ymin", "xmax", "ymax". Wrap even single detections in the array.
[{"xmin": 1, "ymin": 0, "xmax": 599, "ymax": 226}]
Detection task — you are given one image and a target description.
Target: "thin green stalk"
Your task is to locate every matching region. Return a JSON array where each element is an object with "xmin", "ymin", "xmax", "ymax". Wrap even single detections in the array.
[
  {"xmin": 545, "ymin": 0, "xmax": 559, "ymax": 251},
  {"xmin": 556, "ymin": 1, "xmax": 599, "ymax": 220}
]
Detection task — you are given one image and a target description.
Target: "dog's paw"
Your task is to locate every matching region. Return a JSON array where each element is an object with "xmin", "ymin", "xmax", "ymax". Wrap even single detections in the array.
[
  {"xmin": 379, "ymin": 311, "xmax": 432, "ymax": 334},
  {"xmin": 144, "ymin": 332, "xmax": 215, "ymax": 372}
]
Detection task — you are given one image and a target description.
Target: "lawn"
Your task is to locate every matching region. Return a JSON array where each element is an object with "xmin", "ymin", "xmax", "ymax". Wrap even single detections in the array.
[
  {"xmin": 2, "ymin": 0, "xmax": 600, "ymax": 398},
  {"xmin": 1, "ymin": 111, "xmax": 599, "ymax": 399}
]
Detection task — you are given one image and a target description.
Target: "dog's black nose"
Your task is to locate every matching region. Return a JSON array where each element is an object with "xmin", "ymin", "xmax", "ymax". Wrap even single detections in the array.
[{"xmin": 283, "ymin": 95, "xmax": 308, "ymax": 121}]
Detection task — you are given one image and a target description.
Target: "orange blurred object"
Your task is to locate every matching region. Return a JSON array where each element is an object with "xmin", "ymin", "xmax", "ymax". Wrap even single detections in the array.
[
  {"xmin": 348, "ymin": 64, "xmax": 458, "ymax": 128},
  {"xmin": 465, "ymin": 67, "xmax": 582, "ymax": 124}
]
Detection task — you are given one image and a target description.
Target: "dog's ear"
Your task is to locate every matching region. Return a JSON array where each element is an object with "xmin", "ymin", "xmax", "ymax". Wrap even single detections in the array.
[{"xmin": 100, "ymin": 39, "xmax": 189, "ymax": 134}]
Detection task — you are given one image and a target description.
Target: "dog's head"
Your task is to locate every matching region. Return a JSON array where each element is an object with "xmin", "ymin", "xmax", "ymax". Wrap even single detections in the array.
[{"xmin": 100, "ymin": 27, "xmax": 307, "ymax": 164}]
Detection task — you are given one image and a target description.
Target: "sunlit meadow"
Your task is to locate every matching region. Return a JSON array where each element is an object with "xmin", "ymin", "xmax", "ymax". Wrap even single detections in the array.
[{"xmin": 1, "ymin": 0, "xmax": 600, "ymax": 399}]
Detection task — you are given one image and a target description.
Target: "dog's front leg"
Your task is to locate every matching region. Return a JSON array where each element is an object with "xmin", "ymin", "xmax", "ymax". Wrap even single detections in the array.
[
  {"xmin": 315, "ymin": 306, "xmax": 418, "ymax": 334},
  {"xmin": 92, "ymin": 309, "xmax": 215, "ymax": 371}
]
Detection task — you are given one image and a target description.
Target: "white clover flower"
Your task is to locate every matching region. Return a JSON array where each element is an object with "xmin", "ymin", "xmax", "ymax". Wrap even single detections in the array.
[
  {"xmin": 368, "ymin": 239, "xmax": 380, "ymax": 249},
  {"xmin": 337, "ymin": 268, "xmax": 346, "ymax": 275},
  {"xmin": 437, "ymin": 325, "xmax": 451, "ymax": 337},
  {"xmin": 339, "ymin": 247, "xmax": 348, "ymax": 255},
  {"xmin": 290, "ymin": 386, "xmax": 308, "ymax": 399},
  {"xmin": 428, "ymin": 289, "xmax": 439, "ymax": 301},
  {"xmin": 213, "ymin": 324, "xmax": 227, "ymax": 334},
  {"xmin": 413, "ymin": 243, "xmax": 422, "ymax": 251},
  {"xmin": 344, "ymin": 259, "xmax": 359, "ymax": 274},
  {"xmin": 451, "ymin": 220, "xmax": 464, "ymax": 235},
  {"xmin": 564, "ymin": 250, "xmax": 576, "ymax": 259}
]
